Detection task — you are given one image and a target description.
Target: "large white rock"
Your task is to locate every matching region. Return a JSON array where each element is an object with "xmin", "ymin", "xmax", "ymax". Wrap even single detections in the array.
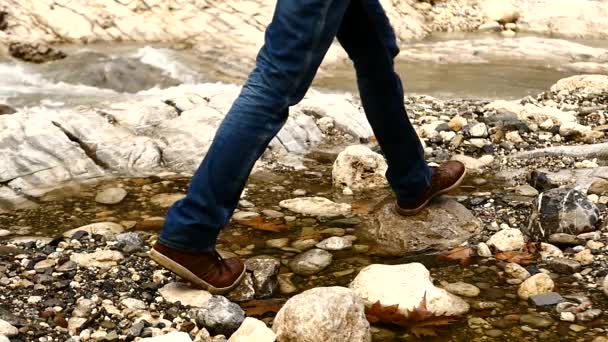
[
  {"xmin": 158, "ymin": 282, "xmax": 212, "ymax": 308},
  {"xmin": 332, "ymin": 145, "xmax": 388, "ymax": 191},
  {"xmin": 517, "ymin": 273, "xmax": 555, "ymax": 300},
  {"xmin": 551, "ymin": 75, "xmax": 608, "ymax": 94},
  {"xmin": 350, "ymin": 263, "xmax": 469, "ymax": 317},
  {"xmin": 228, "ymin": 317, "xmax": 276, "ymax": 342},
  {"xmin": 62, "ymin": 222, "xmax": 124, "ymax": 239},
  {"xmin": 272, "ymin": 287, "xmax": 370, "ymax": 342},
  {"xmin": 481, "ymin": 0, "xmax": 519, "ymax": 23},
  {"xmin": 0, "ymin": 319, "xmax": 18, "ymax": 337},
  {"xmin": 70, "ymin": 250, "xmax": 124, "ymax": 268},
  {"xmin": 279, "ymin": 197, "xmax": 351, "ymax": 218},
  {"xmin": 486, "ymin": 228, "xmax": 525, "ymax": 252}
]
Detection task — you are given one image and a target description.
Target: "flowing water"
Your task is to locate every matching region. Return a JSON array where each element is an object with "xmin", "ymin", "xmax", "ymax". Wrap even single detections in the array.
[{"xmin": 2, "ymin": 34, "xmax": 607, "ymax": 110}]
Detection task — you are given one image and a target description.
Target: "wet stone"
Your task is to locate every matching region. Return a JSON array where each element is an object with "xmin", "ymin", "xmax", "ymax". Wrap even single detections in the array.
[
  {"xmin": 549, "ymin": 258, "xmax": 581, "ymax": 273},
  {"xmin": 315, "ymin": 236, "xmax": 352, "ymax": 251},
  {"xmin": 326, "ymin": 217, "xmax": 361, "ymax": 227},
  {"xmin": 529, "ymin": 292, "xmax": 564, "ymax": 306},
  {"xmin": 288, "ymin": 249, "xmax": 333, "ymax": 276},
  {"xmin": 95, "ymin": 188, "xmax": 128, "ymax": 205},
  {"xmin": 193, "ymin": 295, "xmax": 245, "ymax": 336},
  {"xmin": 227, "ymin": 273, "xmax": 255, "ymax": 302},
  {"xmin": 576, "ymin": 309, "xmax": 602, "ymax": 322},
  {"xmin": 520, "ymin": 314, "xmax": 554, "ymax": 329},
  {"xmin": 548, "ymin": 233, "xmax": 582, "ymax": 246},
  {"xmin": 245, "ymin": 255, "xmax": 280, "ymax": 298}
]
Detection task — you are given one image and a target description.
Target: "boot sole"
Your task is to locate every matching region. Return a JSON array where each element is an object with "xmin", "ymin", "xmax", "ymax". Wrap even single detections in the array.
[
  {"xmin": 395, "ymin": 168, "xmax": 467, "ymax": 217},
  {"xmin": 150, "ymin": 249, "xmax": 246, "ymax": 295}
]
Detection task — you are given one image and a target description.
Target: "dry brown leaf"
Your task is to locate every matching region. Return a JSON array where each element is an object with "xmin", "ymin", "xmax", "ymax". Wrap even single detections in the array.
[
  {"xmin": 365, "ymin": 293, "xmax": 460, "ymax": 337},
  {"xmin": 437, "ymin": 246, "xmax": 476, "ymax": 266},
  {"xmin": 352, "ymin": 201, "xmax": 374, "ymax": 215},
  {"xmin": 495, "ymin": 251, "xmax": 535, "ymax": 265},
  {"xmin": 241, "ymin": 299, "xmax": 285, "ymax": 316},
  {"xmin": 236, "ymin": 217, "xmax": 288, "ymax": 233}
]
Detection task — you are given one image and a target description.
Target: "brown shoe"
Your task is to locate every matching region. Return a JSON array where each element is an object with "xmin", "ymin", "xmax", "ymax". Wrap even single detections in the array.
[
  {"xmin": 395, "ymin": 160, "xmax": 466, "ymax": 216},
  {"xmin": 150, "ymin": 242, "xmax": 246, "ymax": 294}
]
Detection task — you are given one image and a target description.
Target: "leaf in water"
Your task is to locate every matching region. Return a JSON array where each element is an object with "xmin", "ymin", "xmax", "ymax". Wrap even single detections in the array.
[
  {"xmin": 366, "ymin": 301, "xmax": 402, "ymax": 324},
  {"xmin": 352, "ymin": 201, "xmax": 373, "ymax": 215},
  {"xmin": 495, "ymin": 251, "xmax": 535, "ymax": 265},
  {"xmin": 365, "ymin": 293, "xmax": 460, "ymax": 337},
  {"xmin": 236, "ymin": 217, "xmax": 287, "ymax": 233},
  {"xmin": 437, "ymin": 246, "xmax": 476, "ymax": 266},
  {"xmin": 410, "ymin": 326, "xmax": 438, "ymax": 338},
  {"xmin": 241, "ymin": 299, "xmax": 285, "ymax": 317}
]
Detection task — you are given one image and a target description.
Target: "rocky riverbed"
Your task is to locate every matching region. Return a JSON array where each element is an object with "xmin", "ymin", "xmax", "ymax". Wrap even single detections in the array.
[{"xmin": 1, "ymin": 74, "xmax": 608, "ymax": 341}]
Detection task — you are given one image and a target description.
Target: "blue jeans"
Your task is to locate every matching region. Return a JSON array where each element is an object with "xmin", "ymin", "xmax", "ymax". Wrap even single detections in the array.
[{"xmin": 159, "ymin": 0, "xmax": 431, "ymax": 252}]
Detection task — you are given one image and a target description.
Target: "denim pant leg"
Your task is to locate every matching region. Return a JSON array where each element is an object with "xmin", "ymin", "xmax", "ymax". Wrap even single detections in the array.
[
  {"xmin": 159, "ymin": 0, "xmax": 350, "ymax": 253},
  {"xmin": 337, "ymin": 0, "xmax": 432, "ymax": 203}
]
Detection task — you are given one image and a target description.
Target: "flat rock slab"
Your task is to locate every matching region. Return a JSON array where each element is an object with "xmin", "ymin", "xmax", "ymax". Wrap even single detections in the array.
[
  {"xmin": 529, "ymin": 292, "xmax": 565, "ymax": 307},
  {"xmin": 362, "ymin": 197, "xmax": 482, "ymax": 256}
]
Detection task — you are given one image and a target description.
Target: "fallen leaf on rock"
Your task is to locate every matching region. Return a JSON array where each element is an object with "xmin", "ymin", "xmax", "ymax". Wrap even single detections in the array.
[
  {"xmin": 241, "ymin": 299, "xmax": 285, "ymax": 316},
  {"xmin": 437, "ymin": 246, "xmax": 476, "ymax": 266},
  {"xmin": 237, "ymin": 217, "xmax": 287, "ymax": 233},
  {"xmin": 495, "ymin": 251, "xmax": 535, "ymax": 265},
  {"xmin": 365, "ymin": 293, "xmax": 459, "ymax": 337}
]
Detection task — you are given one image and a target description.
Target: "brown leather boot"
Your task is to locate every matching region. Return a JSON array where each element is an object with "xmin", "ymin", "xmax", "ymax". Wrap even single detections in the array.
[
  {"xmin": 150, "ymin": 242, "xmax": 246, "ymax": 294},
  {"xmin": 395, "ymin": 160, "xmax": 466, "ymax": 216}
]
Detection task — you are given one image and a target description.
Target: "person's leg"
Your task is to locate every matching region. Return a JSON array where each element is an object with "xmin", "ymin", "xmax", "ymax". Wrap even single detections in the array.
[
  {"xmin": 154, "ymin": 0, "xmax": 352, "ymax": 292},
  {"xmin": 336, "ymin": 0, "xmax": 432, "ymax": 204}
]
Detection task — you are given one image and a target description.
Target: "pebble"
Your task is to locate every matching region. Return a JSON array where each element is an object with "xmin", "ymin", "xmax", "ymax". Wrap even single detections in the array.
[
  {"xmin": 570, "ymin": 324, "xmax": 586, "ymax": 332},
  {"xmin": 288, "ymin": 249, "xmax": 333, "ymax": 276},
  {"xmin": 477, "ymin": 242, "xmax": 492, "ymax": 257},
  {"xmin": 150, "ymin": 193, "xmax": 186, "ymax": 208},
  {"xmin": 232, "ymin": 211, "xmax": 260, "ymax": 221},
  {"xmin": 514, "ymin": 184, "xmax": 539, "ymax": 197},
  {"xmin": 444, "ymin": 282, "xmax": 480, "ymax": 297},
  {"xmin": 261, "ymin": 210, "xmax": 284, "ymax": 218},
  {"xmin": 574, "ymin": 249, "xmax": 594, "ymax": 265},
  {"xmin": 540, "ymin": 243, "xmax": 564, "ymax": 260},
  {"xmin": 266, "ymin": 238, "xmax": 290, "ymax": 249},
  {"xmin": 504, "ymin": 262, "xmax": 530, "ymax": 280},
  {"xmin": 518, "ymin": 273, "xmax": 555, "ymax": 300},
  {"xmin": 0, "ymin": 230, "xmax": 10, "ymax": 237},
  {"xmin": 291, "ymin": 239, "xmax": 318, "ymax": 251},
  {"xmin": 576, "ymin": 309, "xmax": 602, "ymax": 322},
  {"xmin": 520, "ymin": 314, "xmax": 554, "ymax": 328},
  {"xmin": 95, "ymin": 187, "xmax": 128, "ymax": 205},
  {"xmin": 586, "ymin": 240, "xmax": 605, "ymax": 250},
  {"xmin": 194, "ymin": 296, "xmax": 245, "ymax": 336},
  {"xmin": 487, "ymin": 228, "xmax": 525, "ymax": 252},
  {"xmin": 278, "ymin": 273, "xmax": 297, "ymax": 295},
  {"xmin": 549, "ymin": 233, "xmax": 582, "ymax": 246},
  {"xmin": 0, "ymin": 319, "xmax": 18, "ymax": 337},
  {"xmin": 549, "ymin": 258, "xmax": 581, "ymax": 273},
  {"xmin": 315, "ymin": 237, "xmax": 352, "ymax": 251},
  {"xmin": 560, "ymin": 312, "xmax": 576, "ymax": 322}
]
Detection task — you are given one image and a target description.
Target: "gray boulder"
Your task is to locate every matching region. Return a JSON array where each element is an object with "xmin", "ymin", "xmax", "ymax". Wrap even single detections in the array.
[
  {"xmin": 361, "ymin": 197, "xmax": 482, "ymax": 256},
  {"xmin": 525, "ymin": 188, "xmax": 600, "ymax": 241}
]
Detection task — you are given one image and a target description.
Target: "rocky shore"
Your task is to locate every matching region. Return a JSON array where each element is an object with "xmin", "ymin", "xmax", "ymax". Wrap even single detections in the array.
[{"xmin": 1, "ymin": 74, "xmax": 608, "ymax": 341}]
